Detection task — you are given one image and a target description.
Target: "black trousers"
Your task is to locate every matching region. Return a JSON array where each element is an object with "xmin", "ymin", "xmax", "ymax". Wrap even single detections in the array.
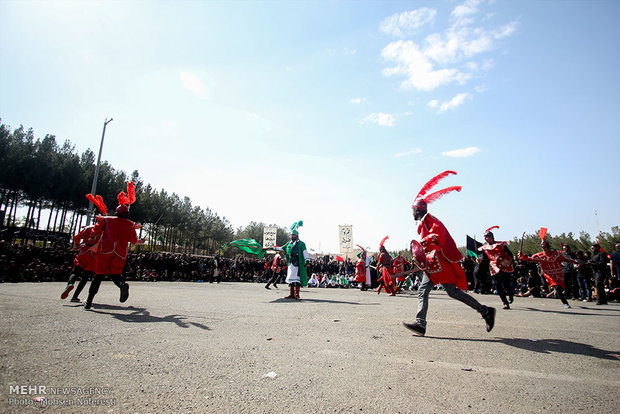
[
  {"xmin": 86, "ymin": 274, "xmax": 126, "ymax": 304},
  {"xmin": 554, "ymin": 285, "xmax": 569, "ymax": 305},
  {"xmin": 493, "ymin": 271, "xmax": 514, "ymax": 305},
  {"xmin": 595, "ymin": 275, "xmax": 607, "ymax": 304},
  {"xmin": 67, "ymin": 266, "xmax": 91, "ymax": 300},
  {"xmin": 265, "ymin": 270, "xmax": 282, "ymax": 287}
]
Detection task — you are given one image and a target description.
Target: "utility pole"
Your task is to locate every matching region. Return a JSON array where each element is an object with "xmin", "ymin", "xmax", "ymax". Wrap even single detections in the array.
[{"xmin": 86, "ymin": 118, "xmax": 113, "ymax": 225}]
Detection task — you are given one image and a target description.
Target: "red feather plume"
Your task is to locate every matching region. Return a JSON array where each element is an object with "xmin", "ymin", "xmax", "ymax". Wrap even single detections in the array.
[
  {"xmin": 95, "ymin": 195, "xmax": 107, "ymax": 215},
  {"xmin": 356, "ymin": 244, "xmax": 366, "ymax": 253},
  {"xmin": 538, "ymin": 227, "xmax": 548, "ymax": 241},
  {"xmin": 117, "ymin": 191, "xmax": 129, "ymax": 206},
  {"xmin": 423, "ymin": 186, "xmax": 462, "ymax": 204},
  {"xmin": 127, "ymin": 181, "xmax": 136, "ymax": 205},
  {"xmin": 86, "ymin": 193, "xmax": 107, "ymax": 215},
  {"xmin": 379, "ymin": 236, "xmax": 389, "ymax": 248},
  {"xmin": 485, "ymin": 225, "xmax": 499, "ymax": 234},
  {"xmin": 415, "ymin": 170, "xmax": 457, "ymax": 201}
]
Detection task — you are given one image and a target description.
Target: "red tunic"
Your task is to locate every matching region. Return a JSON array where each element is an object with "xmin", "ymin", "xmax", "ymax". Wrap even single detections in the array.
[
  {"xmin": 354, "ymin": 259, "xmax": 365, "ymax": 283},
  {"xmin": 392, "ymin": 255, "xmax": 409, "ymax": 282},
  {"xmin": 89, "ymin": 216, "xmax": 140, "ymax": 275},
  {"xmin": 378, "ymin": 251, "xmax": 394, "ymax": 286},
  {"xmin": 521, "ymin": 251, "xmax": 576, "ymax": 289},
  {"xmin": 417, "ymin": 213, "xmax": 467, "ymax": 290},
  {"xmin": 478, "ymin": 242, "xmax": 514, "ymax": 275},
  {"xmin": 271, "ymin": 254, "xmax": 284, "ymax": 273},
  {"xmin": 73, "ymin": 226, "xmax": 97, "ymax": 272}
]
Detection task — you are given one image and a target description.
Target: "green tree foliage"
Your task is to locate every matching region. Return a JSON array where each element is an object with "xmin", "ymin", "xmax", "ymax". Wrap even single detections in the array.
[{"xmin": 0, "ymin": 122, "xmax": 235, "ymax": 253}]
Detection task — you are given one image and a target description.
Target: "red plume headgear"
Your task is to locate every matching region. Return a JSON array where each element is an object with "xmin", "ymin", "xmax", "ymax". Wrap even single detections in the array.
[
  {"xmin": 86, "ymin": 193, "xmax": 107, "ymax": 215},
  {"xmin": 116, "ymin": 181, "xmax": 136, "ymax": 214},
  {"xmin": 484, "ymin": 225, "xmax": 499, "ymax": 236},
  {"xmin": 379, "ymin": 236, "xmax": 389, "ymax": 253},
  {"xmin": 412, "ymin": 170, "xmax": 461, "ymax": 213},
  {"xmin": 539, "ymin": 227, "xmax": 549, "ymax": 248}
]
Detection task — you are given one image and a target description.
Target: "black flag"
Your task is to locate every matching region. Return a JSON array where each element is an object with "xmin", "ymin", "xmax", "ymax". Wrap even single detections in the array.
[{"xmin": 466, "ymin": 235, "xmax": 483, "ymax": 258}]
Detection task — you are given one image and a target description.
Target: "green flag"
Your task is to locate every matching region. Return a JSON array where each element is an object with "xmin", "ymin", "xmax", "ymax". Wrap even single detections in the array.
[{"xmin": 226, "ymin": 239, "xmax": 265, "ymax": 258}]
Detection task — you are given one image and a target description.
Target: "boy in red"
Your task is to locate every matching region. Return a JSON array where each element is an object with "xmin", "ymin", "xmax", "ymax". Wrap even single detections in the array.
[
  {"xmin": 393, "ymin": 251, "xmax": 410, "ymax": 292},
  {"xmin": 60, "ymin": 224, "xmax": 97, "ymax": 303},
  {"xmin": 265, "ymin": 251, "xmax": 285, "ymax": 289},
  {"xmin": 519, "ymin": 228, "xmax": 577, "ymax": 309},
  {"xmin": 478, "ymin": 226, "xmax": 515, "ymax": 309}
]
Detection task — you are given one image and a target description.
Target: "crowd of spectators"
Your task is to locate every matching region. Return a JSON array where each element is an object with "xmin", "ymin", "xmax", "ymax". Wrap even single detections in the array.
[{"xmin": 1, "ymin": 240, "xmax": 619, "ymax": 303}]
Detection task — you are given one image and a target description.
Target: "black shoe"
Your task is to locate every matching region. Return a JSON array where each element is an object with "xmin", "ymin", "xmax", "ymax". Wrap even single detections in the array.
[
  {"xmin": 273, "ymin": 284, "xmax": 278, "ymax": 289},
  {"xmin": 482, "ymin": 307, "xmax": 496, "ymax": 332},
  {"xmin": 120, "ymin": 284, "xmax": 129, "ymax": 303},
  {"xmin": 265, "ymin": 285, "xmax": 271, "ymax": 290},
  {"xmin": 84, "ymin": 301, "xmax": 92, "ymax": 310},
  {"xmin": 70, "ymin": 298, "xmax": 81, "ymax": 303},
  {"xmin": 509, "ymin": 297, "xmax": 514, "ymax": 304},
  {"xmin": 503, "ymin": 303, "xmax": 510, "ymax": 310},
  {"xmin": 402, "ymin": 322, "xmax": 426, "ymax": 337},
  {"xmin": 61, "ymin": 284, "xmax": 74, "ymax": 300}
]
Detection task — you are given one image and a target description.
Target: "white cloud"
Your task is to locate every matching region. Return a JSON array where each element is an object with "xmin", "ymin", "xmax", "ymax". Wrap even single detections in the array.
[
  {"xmin": 361, "ymin": 112, "xmax": 396, "ymax": 127},
  {"xmin": 451, "ymin": 0, "xmax": 484, "ymax": 19},
  {"xmin": 350, "ymin": 97, "xmax": 365, "ymax": 104},
  {"xmin": 428, "ymin": 92, "xmax": 472, "ymax": 112},
  {"xmin": 381, "ymin": 2, "xmax": 517, "ymax": 92},
  {"xmin": 493, "ymin": 21, "xmax": 518, "ymax": 39},
  {"xmin": 394, "ymin": 148, "xmax": 422, "ymax": 158},
  {"xmin": 474, "ymin": 85, "xmax": 487, "ymax": 93},
  {"xmin": 382, "ymin": 40, "xmax": 467, "ymax": 91},
  {"xmin": 180, "ymin": 71, "xmax": 208, "ymax": 99},
  {"xmin": 380, "ymin": 8, "xmax": 437, "ymax": 37},
  {"xmin": 442, "ymin": 146, "xmax": 480, "ymax": 157}
]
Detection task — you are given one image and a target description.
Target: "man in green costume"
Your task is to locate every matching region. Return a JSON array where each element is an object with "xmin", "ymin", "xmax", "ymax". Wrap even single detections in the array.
[{"xmin": 279, "ymin": 221, "xmax": 309, "ymax": 300}]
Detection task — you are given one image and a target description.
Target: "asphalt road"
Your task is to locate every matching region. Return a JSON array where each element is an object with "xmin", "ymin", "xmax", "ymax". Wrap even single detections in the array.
[{"xmin": 1, "ymin": 281, "xmax": 618, "ymax": 413}]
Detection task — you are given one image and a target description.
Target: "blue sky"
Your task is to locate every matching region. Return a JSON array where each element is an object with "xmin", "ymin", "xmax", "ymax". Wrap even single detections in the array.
[{"xmin": 1, "ymin": 0, "xmax": 618, "ymax": 253}]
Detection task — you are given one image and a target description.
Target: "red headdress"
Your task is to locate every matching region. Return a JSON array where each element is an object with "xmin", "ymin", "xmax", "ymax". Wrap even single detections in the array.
[
  {"xmin": 117, "ymin": 181, "xmax": 136, "ymax": 206},
  {"xmin": 356, "ymin": 244, "xmax": 366, "ymax": 253},
  {"xmin": 484, "ymin": 225, "xmax": 499, "ymax": 236},
  {"xmin": 115, "ymin": 181, "xmax": 136, "ymax": 215},
  {"xmin": 412, "ymin": 170, "xmax": 461, "ymax": 211},
  {"xmin": 539, "ymin": 227, "xmax": 549, "ymax": 248},
  {"xmin": 86, "ymin": 193, "xmax": 107, "ymax": 215},
  {"xmin": 379, "ymin": 236, "xmax": 389, "ymax": 249}
]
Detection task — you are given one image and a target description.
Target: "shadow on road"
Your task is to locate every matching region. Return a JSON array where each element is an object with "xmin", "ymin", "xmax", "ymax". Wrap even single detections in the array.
[
  {"xmin": 426, "ymin": 336, "xmax": 619, "ymax": 360},
  {"xmin": 516, "ymin": 306, "xmax": 620, "ymax": 317},
  {"xmin": 269, "ymin": 297, "xmax": 380, "ymax": 305},
  {"xmin": 86, "ymin": 303, "xmax": 211, "ymax": 330}
]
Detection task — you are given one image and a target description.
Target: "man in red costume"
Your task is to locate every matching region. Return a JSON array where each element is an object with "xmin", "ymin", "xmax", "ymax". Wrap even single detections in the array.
[
  {"xmin": 354, "ymin": 246, "xmax": 370, "ymax": 291},
  {"xmin": 519, "ymin": 229, "xmax": 577, "ymax": 309},
  {"xmin": 83, "ymin": 184, "xmax": 144, "ymax": 310},
  {"xmin": 60, "ymin": 224, "xmax": 97, "ymax": 303},
  {"xmin": 376, "ymin": 237, "xmax": 396, "ymax": 296},
  {"xmin": 392, "ymin": 251, "xmax": 410, "ymax": 292},
  {"xmin": 402, "ymin": 171, "xmax": 495, "ymax": 336},
  {"xmin": 478, "ymin": 226, "xmax": 515, "ymax": 309}
]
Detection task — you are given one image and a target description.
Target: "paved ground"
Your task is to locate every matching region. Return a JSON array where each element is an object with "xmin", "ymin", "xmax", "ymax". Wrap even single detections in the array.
[{"xmin": 0, "ymin": 281, "xmax": 618, "ymax": 413}]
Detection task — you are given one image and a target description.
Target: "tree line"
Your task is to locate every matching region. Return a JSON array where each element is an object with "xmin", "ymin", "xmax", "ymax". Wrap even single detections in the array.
[
  {"xmin": 0, "ymin": 122, "xmax": 290, "ymax": 256},
  {"xmin": 2, "ymin": 121, "xmax": 617, "ymax": 258}
]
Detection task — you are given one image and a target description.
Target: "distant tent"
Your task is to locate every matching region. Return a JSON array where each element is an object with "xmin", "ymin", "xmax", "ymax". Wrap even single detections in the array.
[{"xmin": 466, "ymin": 235, "xmax": 483, "ymax": 258}]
